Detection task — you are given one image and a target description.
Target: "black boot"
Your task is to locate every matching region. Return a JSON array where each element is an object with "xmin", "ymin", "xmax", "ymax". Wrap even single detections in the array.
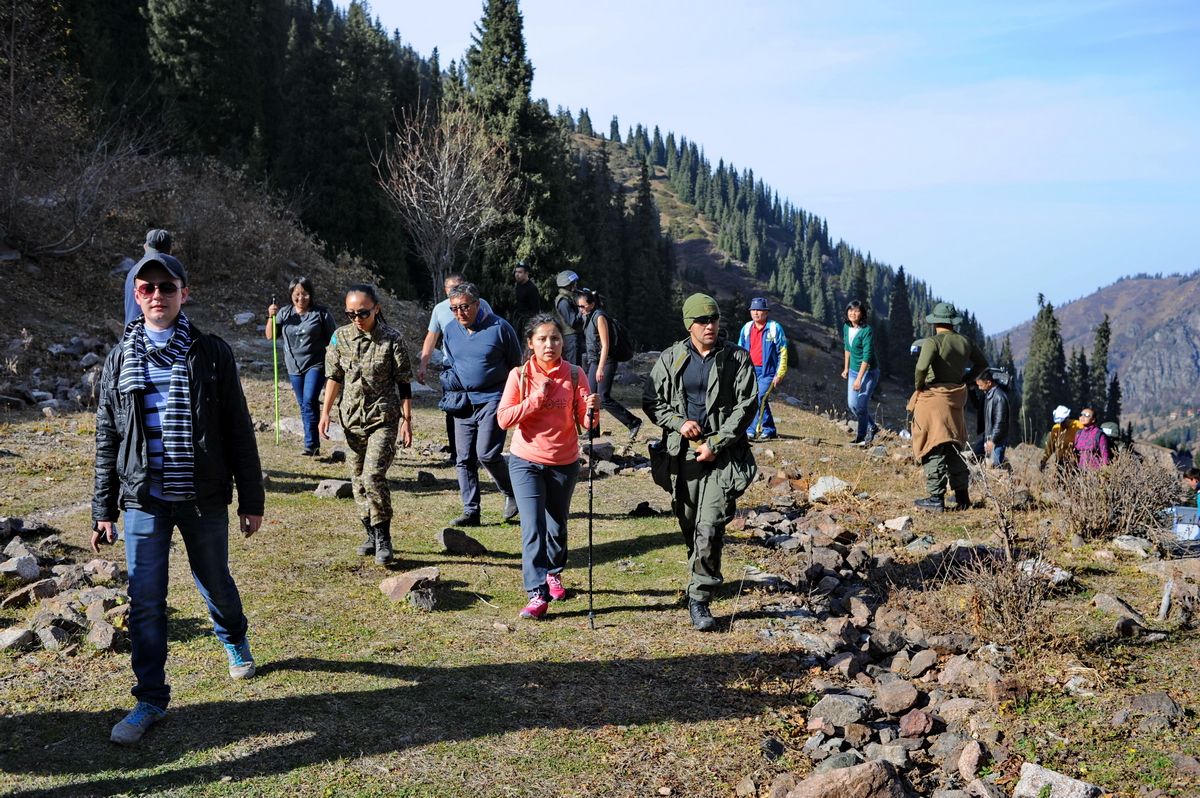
[
  {"xmin": 374, "ymin": 522, "xmax": 393, "ymax": 565},
  {"xmin": 914, "ymin": 495, "xmax": 945, "ymax": 513},
  {"xmin": 688, "ymin": 599, "xmax": 716, "ymax": 632},
  {"xmin": 952, "ymin": 489, "xmax": 971, "ymax": 510},
  {"xmin": 356, "ymin": 517, "xmax": 375, "ymax": 556}
]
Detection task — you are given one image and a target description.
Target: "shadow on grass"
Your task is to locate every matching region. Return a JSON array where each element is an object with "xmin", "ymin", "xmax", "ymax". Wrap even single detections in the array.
[{"xmin": 2, "ymin": 653, "xmax": 797, "ymax": 797}]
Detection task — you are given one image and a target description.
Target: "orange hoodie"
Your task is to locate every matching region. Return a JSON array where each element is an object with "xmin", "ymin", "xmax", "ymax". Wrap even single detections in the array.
[{"xmin": 497, "ymin": 358, "xmax": 592, "ymax": 466}]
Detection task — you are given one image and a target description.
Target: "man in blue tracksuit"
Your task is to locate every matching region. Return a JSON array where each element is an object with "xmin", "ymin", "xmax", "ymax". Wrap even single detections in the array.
[{"xmin": 737, "ymin": 297, "xmax": 788, "ymax": 440}]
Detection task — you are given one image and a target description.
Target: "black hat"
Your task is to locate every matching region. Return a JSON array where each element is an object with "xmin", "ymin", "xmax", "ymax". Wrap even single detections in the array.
[
  {"xmin": 144, "ymin": 229, "xmax": 172, "ymax": 253},
  {"xmin": 131, "ymin": 252, "xmax": 188, "ymax": 287}
]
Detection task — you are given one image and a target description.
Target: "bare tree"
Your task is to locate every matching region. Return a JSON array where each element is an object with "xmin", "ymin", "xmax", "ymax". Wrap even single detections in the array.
[{"xmin": 375, "ymin": 103, "xmax": 516, "ymax": 297}]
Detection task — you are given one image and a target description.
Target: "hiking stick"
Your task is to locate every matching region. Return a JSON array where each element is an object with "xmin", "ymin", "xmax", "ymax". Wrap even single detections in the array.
[
  {"xmin": 587, "ymin": 407, "xmax": 597, "ymax": 630},
  {"xmin": 271, "ymin": 296, "xmax": 280, "ymax": 445}
]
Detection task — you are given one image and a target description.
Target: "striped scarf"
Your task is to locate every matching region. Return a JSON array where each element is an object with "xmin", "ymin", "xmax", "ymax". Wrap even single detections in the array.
[{"xmin": 118, "ymin": 314, "xmax": 195, "ymax": 497}]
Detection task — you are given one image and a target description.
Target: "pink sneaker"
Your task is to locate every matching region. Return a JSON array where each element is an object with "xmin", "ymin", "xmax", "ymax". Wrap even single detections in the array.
[
  {"xmin": 546, "ymin": 573, "xmax": 567, "ymax": 601},
  {"xmin": 519, "ymin": 594, "xmax": 549, "ymax": 620}
]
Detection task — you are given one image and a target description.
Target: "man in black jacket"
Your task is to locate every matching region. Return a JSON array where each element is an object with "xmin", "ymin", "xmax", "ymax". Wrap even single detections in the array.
[
  {"xmin": 91, "ymin": 251, "xmax": 264, "ymax": 745},
  {"xmin": 972, "ymin": 370, "xmax": 1010, "ymax": 467}
]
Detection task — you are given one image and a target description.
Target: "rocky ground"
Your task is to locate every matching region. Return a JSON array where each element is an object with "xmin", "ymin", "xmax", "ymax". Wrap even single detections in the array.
[{"xmin": 1, "ymin": 320, "xmax": 1199, "ymax": 797}]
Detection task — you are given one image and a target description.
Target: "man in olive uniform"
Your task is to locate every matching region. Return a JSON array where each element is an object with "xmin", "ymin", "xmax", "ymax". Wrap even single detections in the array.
[
  {"xmin": 320, "ymin": 284, "xmax": 413, "ymax": 564},
  {"xmin": 908, "ymin": 302, "xmax": 988, "ymax": 512},
  {"xmin": 643, "ymin": 293, "xmax": 758, "ymax": 631}
]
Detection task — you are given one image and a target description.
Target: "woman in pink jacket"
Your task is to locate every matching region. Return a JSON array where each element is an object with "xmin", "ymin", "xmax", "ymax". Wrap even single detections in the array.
[
  {"xmin": 1074, "ymin": 407, "xmax": 1111, "ymax": 469},
  {"xmin": 498, "ymin": 313, "xmax": 599, "ymax": 620}
]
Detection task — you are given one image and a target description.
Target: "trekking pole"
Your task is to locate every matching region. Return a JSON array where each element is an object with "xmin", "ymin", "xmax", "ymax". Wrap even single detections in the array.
[
  {"xmin": 587, "ymin": 407, "xmax": 597, "ymax": 630},
  {"xmin": 271, "ymin": 296, "xmax": 280, "ymax": 445}
]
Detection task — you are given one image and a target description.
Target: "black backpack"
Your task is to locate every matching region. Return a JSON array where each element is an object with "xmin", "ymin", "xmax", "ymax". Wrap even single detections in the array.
[{"xmin": 607, "ymin": 315, "xmax": 635, "ymax": 362}]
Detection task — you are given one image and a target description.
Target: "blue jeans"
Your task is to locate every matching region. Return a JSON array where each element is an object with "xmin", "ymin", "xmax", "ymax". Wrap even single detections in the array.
[
  {"xmin": 847, "ymin": 367, "xmax": 879, "ymax": 440},
  {"xmin": 123, "ymin": 501, "xmax": 248, "ymax": 710},
  {"xmin": 972, "ymin": 437, "xmax": 1008, "ymax": 466},
  {"xmin": 750, "ymin": 367, "xmax": 777, "ymax": 437},
  {"xmin": 452, "ymin": 399, "xmax": 515, "ymax": 516},
  {"xmin": 509, "ymin": 454, "xmax": 579, "ymax": 595},
  {"xmin": 289, "ymin": 368, "xmax": 325, "ymax": 452}
]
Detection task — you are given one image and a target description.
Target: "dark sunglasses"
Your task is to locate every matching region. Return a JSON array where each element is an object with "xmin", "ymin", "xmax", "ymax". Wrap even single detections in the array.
[
  {"xmin": 345, "ymin": 308, "xmax": 374, "ymax": 320},
  {"xmin": 449, "ymin": 301, "xmax": 477, "ymax": 313},
  {"xmin": 135, "ymin": 281, "xmax": 180, "ymax": 297},
  {"xmin": 692, "ymin": 314, "xmax": 720, "ymax": 326}
]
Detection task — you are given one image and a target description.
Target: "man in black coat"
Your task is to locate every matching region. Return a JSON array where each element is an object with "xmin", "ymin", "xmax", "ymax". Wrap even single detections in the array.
[
  {"xmin": 92, "ymin": 252, "xmax": 264, "ymax": 745},
  {"xmin": 972, "ymin": 369, "xmax": 1010, "ymax": 467}
]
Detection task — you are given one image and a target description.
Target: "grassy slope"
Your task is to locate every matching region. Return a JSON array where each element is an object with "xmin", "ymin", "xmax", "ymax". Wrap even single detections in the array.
[{"xmin": 1, "ymin": 339, "xmax": 1197, "ymax": 795}]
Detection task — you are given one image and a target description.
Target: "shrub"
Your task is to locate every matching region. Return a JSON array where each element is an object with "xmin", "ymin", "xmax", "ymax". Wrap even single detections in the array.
[{"xmin": 1059, "ymin": 452, "xmax": 1181, "ymax": 541}]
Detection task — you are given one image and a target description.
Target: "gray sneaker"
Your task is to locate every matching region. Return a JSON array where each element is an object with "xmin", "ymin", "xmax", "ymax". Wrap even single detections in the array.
[
  {"xmin": 224, "ymin": 638, "xmax": 256, "ymax": 680},
  {"xmin": 110, "ymin": 701, "xmax": 166, "ymax": 745},
  {"xmin": 503, "ymin": 495, "xmax": 519, "ymax": 522}
]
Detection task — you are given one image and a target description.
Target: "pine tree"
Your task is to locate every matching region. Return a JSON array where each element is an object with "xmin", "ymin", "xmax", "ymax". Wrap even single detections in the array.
[
  {"xmin": 1021, "ymin": 296, "xmax": 1069, "ymax": 442},
  {"xmin": 577, "ymin": 107, "xmax": 593, "ymax": 137},
  {"xmin": 1090, "ymin": 314, "xmax": 1111, "ymax": 414},
  {"xmin": 609, "ymin": 115, "xmax": 620, "ymax": 143},
  {"xmin": 1067, "ymin": 348, "xmax": 1090, "ymax": 413}
]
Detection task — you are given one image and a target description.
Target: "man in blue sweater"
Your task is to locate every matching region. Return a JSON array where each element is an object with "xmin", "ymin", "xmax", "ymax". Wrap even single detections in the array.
[{"xmin": 442, "ymin": 282, "xmax": 522, "ymax": 526}]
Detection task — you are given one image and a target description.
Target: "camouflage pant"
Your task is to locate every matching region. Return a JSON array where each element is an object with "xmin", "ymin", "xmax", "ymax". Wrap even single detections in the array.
[
  {"xmin": 922, "ymin": 442, "xmax": 970, "ymax": 497},
  {"xmin": 345, "ymin": 424, "xmax": 397, "ymax": 525}
]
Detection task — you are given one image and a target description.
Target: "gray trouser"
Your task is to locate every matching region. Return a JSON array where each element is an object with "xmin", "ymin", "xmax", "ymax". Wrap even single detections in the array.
[
  {"xmin": 452, "ymin": 399, "xmax": 514, "ymax": 515},
  {"xmin": 674, "ymin": 452, "xmax": 736, "ymax": 602}
]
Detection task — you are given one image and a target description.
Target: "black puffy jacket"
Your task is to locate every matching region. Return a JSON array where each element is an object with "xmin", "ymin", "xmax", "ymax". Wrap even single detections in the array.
[{"xmin": 92, "ymin": 326, "xmax": 265, "ymax": 522}]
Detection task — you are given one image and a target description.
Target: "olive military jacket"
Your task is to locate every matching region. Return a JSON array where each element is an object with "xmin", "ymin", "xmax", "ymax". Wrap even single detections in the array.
[
  {"xmin": 325, "ymin": 321, "xmax": 413, "ymax": 434},
  {"xmin": 642, "ymin": 339, "xmax": 758, "ymax": 496}
]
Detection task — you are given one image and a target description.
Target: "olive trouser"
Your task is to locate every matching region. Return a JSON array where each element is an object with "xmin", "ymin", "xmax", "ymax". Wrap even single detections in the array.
[
  {"xmin": 921, "ymin": 442, "xmax": 969, "ymax": 498},
  {"xmin": 345, "ymin": 423, "xmax": 398, "ymax": 526},
  {"xmin": 674, "ymin": 452, "xmax": 736, "ymax": 603}
]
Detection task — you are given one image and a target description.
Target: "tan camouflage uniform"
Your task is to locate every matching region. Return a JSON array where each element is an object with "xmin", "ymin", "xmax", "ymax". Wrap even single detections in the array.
[{"xmin": 325, "ymin": 321, "xmax": 412, "ymax": 525}]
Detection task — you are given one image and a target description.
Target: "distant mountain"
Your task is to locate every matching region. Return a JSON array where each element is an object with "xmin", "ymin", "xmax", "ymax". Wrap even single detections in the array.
[{"xmin": 1001, "ymin": 272, "xmax": 1200, "ymax": 421}]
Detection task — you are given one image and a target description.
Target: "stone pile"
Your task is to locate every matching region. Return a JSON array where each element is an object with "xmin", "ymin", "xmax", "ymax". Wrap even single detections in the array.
[
  {"xmin": 0, "ymin": 524, "xmax": 129, "ymax": 654},
  {"xmin": 1, "ymin": 333, "xmax": 108, "ymax": 412},
  {"xmin": 733, "ymin": 505, "xmax": 1103, "ymax": 796}
]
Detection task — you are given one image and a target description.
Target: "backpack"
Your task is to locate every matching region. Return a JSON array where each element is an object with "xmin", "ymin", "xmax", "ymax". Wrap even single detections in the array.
[{"xmin": 607, "ymin": 315, "xmax": 635, "ymax": 362}]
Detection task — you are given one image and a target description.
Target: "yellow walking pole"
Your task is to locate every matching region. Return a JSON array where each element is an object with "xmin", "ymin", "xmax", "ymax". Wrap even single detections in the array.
[{"xmin": 271, "ymin": 296, "xmax": 280, "ymax": 445}]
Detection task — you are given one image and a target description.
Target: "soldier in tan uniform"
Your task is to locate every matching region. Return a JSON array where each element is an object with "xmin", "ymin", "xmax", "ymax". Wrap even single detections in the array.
[{"xmin": 319, "ymin": 284, "xmax": 413, "ymax": 564}]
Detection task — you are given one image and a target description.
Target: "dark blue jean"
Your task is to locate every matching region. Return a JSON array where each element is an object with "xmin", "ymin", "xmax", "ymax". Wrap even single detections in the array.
[
  {"xmin": 289, "ymin": 368, "xmax": 325, "ymax": 451},
  {"xmin": 452, "ymin": 399, "xmax": 515, "ymax": 516},
  {"xmin": 750, "ymin": 366, "xmax": 777, "ymax": 437},
  {"xmin": 586, "ymin": 358, "xmax": 639, "ymax": 432},
  {"xmin": 509, "ymin": 454, "xmax": 580, "ymax": 595},
  {"xmin": 123, "ymin": 501, "xmax": 248, "ymax": 710}
]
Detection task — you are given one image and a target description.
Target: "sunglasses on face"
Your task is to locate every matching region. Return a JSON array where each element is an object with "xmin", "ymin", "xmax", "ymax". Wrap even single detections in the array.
[
  {"xmin": 1080, "ymin": 412, "xmax": 1094, "ymax": 418},
  {"xmin": 449, "ymin": 301, "xmax": 477, "ymax": 313},
  {"xmin": 345, "ymin": 308, "xmax": 374, "ymax": 320},
  {"xmin": 135, "ymin": 281, "xmax": 180, "ymax": 297},
  {"xmin": 692, "ymin": 315, "xmax": 720, "ymax": 326}
]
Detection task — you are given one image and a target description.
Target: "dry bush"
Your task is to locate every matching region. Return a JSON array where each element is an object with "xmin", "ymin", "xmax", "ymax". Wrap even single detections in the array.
[{"xmin": 1059, "ymin": 451, "xmax": 1181, "ymax": 541}]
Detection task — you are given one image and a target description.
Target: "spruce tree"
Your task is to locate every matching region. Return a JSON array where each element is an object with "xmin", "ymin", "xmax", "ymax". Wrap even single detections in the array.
[
  {"xmin": 1106, "ymin": 372, "xmax": 1122, "ymax": 427},
  {"xmin": 1090, "ymin": 314, "xmax": 1111, "ymax": 414},
  {"xmin": 577, "ymin": 107, "xmax": 593, "ymax": 137},
  {"xmin": 1067, "ymin": 348, "xmax": 1090, "ymax": 413},
  {"xmin": 888, "ymin": 266, "xmax": 914, "ymax": 369},
  {"xmin": 1021, "ymin": 296, "xmax": 1069, "ymax": 442},
  {"xmin": 609, "ymin": 115, "xmax": 620, "ymax": 143}
]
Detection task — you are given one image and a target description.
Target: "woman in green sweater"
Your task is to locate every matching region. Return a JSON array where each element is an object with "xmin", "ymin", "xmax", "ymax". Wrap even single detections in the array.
[{"xmin": 841, "ymin": 299, "xmax": 880, "ymax": 445}]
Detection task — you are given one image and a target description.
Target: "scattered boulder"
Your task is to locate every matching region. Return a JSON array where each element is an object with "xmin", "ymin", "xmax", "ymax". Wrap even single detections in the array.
[
  {"xmin": 1091, "ymin": 592, "xmax": 1146, "ymax": 625},
  {"xmin": 0, "ymin": 555, "xmax": 40, "ymax": 582},
  {"xmin": 1, "ymin": 578, "xmax": 59, "ymax": 608},
  {"xmin": 86, "ymin": 620, "xmax": 119, "ymax": 651},
  {"xmin": 908, "ymin": 649, "xmax": 938, "ymax": 679},
  {"xmin": 809, "ymin": 694, "xmax": 870, "ymax": 727},
  {"xmin": 83, "ymin": 559, "xmax": 121, "ymax": 584},
  {"xmin": 882, "ymin": 516, "xmax": 912, "ymax": 533},
  {"xmin": 0, "ymin": 626, "xmax": 34, "ymax": 651},
  {"xmin": 785, "ymin": 760, "xmax": 908, "ymax": 798},
  {"xmin": 1016, "ymin": 558, "xmax": 1073, "ymax": 587},
  {"xmin": 1012, "ymin": 763, "xmax": 1100, "ymax": 798},
  {"xmin": 1129, "ymin": 691, "xmax": 1184, "ymax": 725},
  {"xmin": 379, "ymin": 567, "xmax": 440, "ymax": 609},
  {"xmin": 437, "ymin": 527, "xmax": 488, "ymax": 557},
  {"xmin": 809, "ymin": 476, "xmax": 850, "ymax": 503},
  {"xmin": 233, "ymin": 311, "xmax": 256, "ymax": 325},
  {"xmin": 761, "ymin": 736, "xmax": 785, "ymax": 761},
  {"xmin": 314, "ymin": 479, "xmax": 353, "ymax": 499},
  {"xmin": 37, "ymin": 625, "xmax": 70, "ymax": 651},
  {"xmin": 899, "ymin": 709, "xmax": 934, "ymax": 738},
  {"xmin": 875, "ymin": 679, "xmax": 919, "ymax": 715},
  {"xmin": 1111, "ymin": 535, "xmax": 1152, "ymax": 558},
  {"xmin": 958, "ymin": 740, "xmax": 985, "ymax": 781}
]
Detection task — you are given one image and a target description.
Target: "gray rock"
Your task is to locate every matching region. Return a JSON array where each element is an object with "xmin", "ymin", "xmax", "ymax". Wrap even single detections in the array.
[
  {"xmin": 3, "ymin": 536, "xmax": 33, "ymax": 558},
  {"xmin": 1111, "ymin": 535, "xmax": 1152, "ymax": 557},
  {"xmin": 1017, "ymin": 557, "xmax": 1073, "ymax": 587},
  {"xmin": 966, "ymin": 779, "xmax": 1007, "ymax": 798},
  {"xmin": 958, "ymin": 740, "xmax": 984, "ymax": 781},
  {"xmin": 863, "ymin": 743, "xmax": 910, "ymax": 769},
  {"xmin": 909, "ymin": 649, "xmax": 937, "ymax": 678},
  {"xmin": 1129, "ymin": 691, "xmax": 1184, "ymax": 721},
  {"xmin": 233, "ymin": 311, "xmax": 256, "ymax": 325},
  {"xmin": 875, "ymin": 679, "xmax": 919, "ymax": 715},
  {"xmin": 761, "ymin": 736, "xmax": 785, "ymax": 761},
  {"xmin": 437, "ymin": 527, "xmax": 488, "ymax": 557},
  {"xmin": 1091, "ymin": 592, "xmax": 1146, "ymax": 625},
  {"xmin": 1012, "ymin": 763, "xmax": 1100, "ymax": 798},
  {"xmin": 814, "ymin": 750, "xmax": 866, "ymax": 773},
  {"xmin": 0, "ymin": 554, "xmax": 40, "ymax": 582},
  {"xmin": 0, "ymin": 626, "xmax": 34, "ymax": 651},
  {"xmin": 83, "ymin": 558, "xmax": 121, "ymax": 584},
  {"xmin": 937, "ymin": 697, "xmax": 980, "ymax": 727},
  {"xmin": 933, "ymin": 792, "xmax": 970, "ymax": 798},
  {"xmin": 785, "ymin": 761, "xmax": 908, "ymax": 797},
  {"xmin": 37, "ymin": 625, "xmax": 70, "ymax": 651},
  {"xmin": 768, "ymin": 773, "xmax": 797, "ymax": 798},
  {"xmin": 809, "ymin": 475, "xmax": 850, "ymax": 503},
  {"xmin": 314, "ymin": 479, "xmax": 353, "ymax": 499},
  {"xmin": 80, "ymin": 352, "xmax": 101, "ymax": 368},
  {"xmin": 905, "ymin": 535, "xmax": 935, "ymax": 552},
  {"xmin": 870, "ymin": 629, "xmax": 906, "ymax": 657},
  {"xmin": 1, "ymin": 577, "xmax": 58, "ymax": 608},
  {"xmin": 810, "ymin": 694, "xmax": 870, "ymax": 727},
  {"xmin": 926, "ymin": 632, "xmax": 976, "ymax": 654},
  {"xmin": 735, "ymin": 774, "xmax": 756, "ymax": 797},
  {"xmin": 86, "ymin": 620, "xmax": 119, "ymax": 650},
  {"xmin": 594, "ymin": 460, "xmax": 620, "ymax": 477}
]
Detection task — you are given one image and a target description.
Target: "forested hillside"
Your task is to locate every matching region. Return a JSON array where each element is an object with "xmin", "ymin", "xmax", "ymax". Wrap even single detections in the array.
[{"xmin": 10, "ymin": 0, "xmax": 979, "ymax": 355}]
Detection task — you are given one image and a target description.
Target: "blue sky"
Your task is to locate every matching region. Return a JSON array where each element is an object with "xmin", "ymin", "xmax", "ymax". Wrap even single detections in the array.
[{"xmin": 368, "ymin": 0, "xmax": 1199, "ymax": 333}]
